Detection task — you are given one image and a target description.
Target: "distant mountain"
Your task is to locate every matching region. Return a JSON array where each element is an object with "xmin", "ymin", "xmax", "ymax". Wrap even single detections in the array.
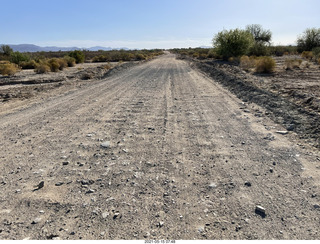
[{"xmin": 1, "ymin": 44, "xmax": 129, "ymax": 52}]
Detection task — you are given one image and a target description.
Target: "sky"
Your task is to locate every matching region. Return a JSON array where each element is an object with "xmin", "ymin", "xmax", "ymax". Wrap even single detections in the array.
[{"xmin": 1, "ymin": 0, "xmax": 319, "ymax": 49}]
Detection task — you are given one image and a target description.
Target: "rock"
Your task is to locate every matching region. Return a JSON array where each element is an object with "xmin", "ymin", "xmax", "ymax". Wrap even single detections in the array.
[
  {"xmin": 100, "ymin": 141, "xmax": 110, "ymax": 148},
  {"xmin": 113, "ymin": 212, "xmax": 121, "ymax": 219},
  {"xmin": 157, "ymin": 221, "xmax": 164, "ymax": 227},
  {"xmin": 31, "ymin": 217, "xmax": 42, "ymax": 224},
  {"xmin": 255, "ymin": 205, "xmax": 266, "ymax": 217},
  {"xmin": 244, "ymin": 181, "xmax": 252, "ymax": 187},
  {"xmin": 313, "ymin": 204, "xmax": 320, "ymax": 209},
  {"xmin": 62, "ymin": 161, "xmax": 69, "ymax": 166},
  {"xmin": 55, "ymin": 182, "xmax": 64, "ymax": 186},
  {"xmin": 102, "ymin": 212, "xmax": 109, "ymax": 218},
  {"xmin": 276, "ymin": 131, "xmax": 288, "ymax": 135},
  {"xmin": 33, "ymin": 181, "xmax": 44, "ymax": 191},
  {"xmin": 86, "ymin": 189, "xmax": 95, "ymax": 194},
  {"xmin": 209, "ymin": 182, "xmax": 217, "ymax": 189}
]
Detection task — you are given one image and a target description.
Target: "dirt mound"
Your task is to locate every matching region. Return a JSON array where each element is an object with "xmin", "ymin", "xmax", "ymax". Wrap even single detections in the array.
[{"xmin": 187, "ymin": 58, "xmax": 320, "ymax": 148}]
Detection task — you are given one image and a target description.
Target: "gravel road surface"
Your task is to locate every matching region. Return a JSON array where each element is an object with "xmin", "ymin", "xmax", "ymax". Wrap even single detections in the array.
[{"xmin": 0, "ymin": 53, "xmax": 319, "ymax": 240}]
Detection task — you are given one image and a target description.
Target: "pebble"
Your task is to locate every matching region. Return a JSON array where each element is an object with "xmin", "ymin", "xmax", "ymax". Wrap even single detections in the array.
[
  {"xmin": 209, "ymin": 182, "xmax": 217, "ymax": 189},
  {"xmin": 102, "ymin": 212, "xmax": 109, "ymax": 218},
  {"xmin": 313, "ymin": 204, "xmax": 320, "ymax": 209},
  {"xmin": 62, "ymin": 161, "xmax": 69, "ymax": 166},
  {"xmin": 100, "ymin": 141, "xmax": 111, "ymax": 148},
  {"xmin": 276, "ymin": 131, "xmax": 288, "ymax": 135},
  {"xmin": 86, "ymin": 189, "xmax": 95, "ymax": 194},
  {"xmin": 55, "ymin": 182, "xmax": 64, "ymax": 186},
  {"xmin": 244, "ymin": 181, "xmax": 252, "ymax": 187},
  {"xmin": 255, "ymin": 205, "xmax": 266, "ymax": 217},
  {"xmin": 31, "ymin": 217, "xmax": 42, "ymax": 224}
]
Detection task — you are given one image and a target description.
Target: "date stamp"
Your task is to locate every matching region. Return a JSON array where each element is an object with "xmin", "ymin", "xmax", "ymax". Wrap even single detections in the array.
[{"xmin": 145, "ymin": 240, "xmax": 176, "ymax": 244}]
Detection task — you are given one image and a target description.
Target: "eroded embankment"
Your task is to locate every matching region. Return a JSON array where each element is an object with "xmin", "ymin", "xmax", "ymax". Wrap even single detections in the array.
[{"xmin": 188, "ymin": 58, "xmax": 320, "ymax": 148}]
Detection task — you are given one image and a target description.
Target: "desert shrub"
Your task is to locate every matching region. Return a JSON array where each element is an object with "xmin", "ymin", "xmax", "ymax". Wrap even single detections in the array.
[
  {"xmin": 19, "ymin": 60, "xmax": 38, "ymax": 69},
  {"xmin": 0, "ymin": 45, "xmax": 13, "ymax": 56},
  {"xmin": 297, "ymin": 28, "xmax": 320, "ymax": 52},
  {"xmin": 212, "ymin": 28, "xmax": 254, "ymax": 60},
  {"xmin": 47, "ymin": 58, "xmax": 60, "ymax": 72},
  {"xmin": 64, "ymin": 56, "xmax": 76, "ymax": 67},
  {"xmin": 301, "ymin": 51, "xmax": 313, "ymax": 60},
  {"xmin": 255, "ymin": 56, "xmax": 275, "ymax": 73},
  {"xmin": 240, "ymin": 55, "xmax": 256, "ymax": 71},
  {"xmin": 135, "ymin": 53, "xmax": 146, "ymax": 60},
  {"xmin": 10, "ymin": 51, "xmax": 30, "ymax": 64},
  {"xmin": 285, "ymin": 58, "xmax": 302, "ymax": 70},
  {"xmin": 68, "ymin": 50, "xmax": 85, "ymax": 63},
  {"xmin": 312, "ymin": 47, "xmax": 320, "ymax": 59},
  {"xmin": 248, "ymin": 42, "xmax": 269, "ymax": 56},
  {"xmin": 0, "ymin": 61, "xmax": 20, "ymax": 76},
  {"xmin": 34, "ymin": 62, "xmax": 50, "ymax": 74},
  {"xmin": 57, "ymin": 58, "xmax": 68, "ymax": 70}
]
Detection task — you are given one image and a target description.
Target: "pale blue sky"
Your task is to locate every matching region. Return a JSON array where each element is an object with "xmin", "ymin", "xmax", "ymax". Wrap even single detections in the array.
[{"xmin": 1, "ymin": 0, "xmax": 319, "ymax": 49}]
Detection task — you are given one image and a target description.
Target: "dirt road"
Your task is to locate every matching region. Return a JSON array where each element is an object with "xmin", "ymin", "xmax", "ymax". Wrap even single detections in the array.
[{"xmin": 0, "ymin": 53, "xmax": 319, "ymax": 240}]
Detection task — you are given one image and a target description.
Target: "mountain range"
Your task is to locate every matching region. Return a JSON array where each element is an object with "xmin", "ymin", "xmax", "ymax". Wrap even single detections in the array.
[{"xmin": 2, "ymin": 44, "xmax": 129, "ymax": 52}]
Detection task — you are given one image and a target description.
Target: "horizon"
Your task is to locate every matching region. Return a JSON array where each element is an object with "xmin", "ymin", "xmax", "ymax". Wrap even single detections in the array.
[{"xmin": 1, "ymin": 0, "xmax": 319, "ymax": 49}]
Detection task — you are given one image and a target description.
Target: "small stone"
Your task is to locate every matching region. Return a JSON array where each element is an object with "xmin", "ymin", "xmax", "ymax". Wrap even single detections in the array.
[
  {"xmin": 100, "ymin": 232, "xmax": 105, "ymax": 236},
  {"xmin": 113, "ymin": 212, "xmax": 121, "ymax": 219},
  {"xmin": 39, "ymin": 210, "xmax": 45, "ymax": 214},
  {"xmin": 86, "ymin": 189, "xmax": 95, "ymax": 194},
  {"xmin": 313, "ymin": 204, "xmax": 320, "ymax": 209},
  {"xmin": 255, "ymin": 205, "xmax": 266, "ymax": 217},
  {"xmin": 269, "ymin": 168, "xmax": 274, "ymax": 173},
  {"xmin": 244, "ymin": 181, "xmax": 252, "ymax": 187},
  {"xmin": 276, "ymin": 131, "xmax": 288, "ymax": 135},
  {"xmin": 100, "ymin": 141, "xmax": 111, "ymax": 148},
  {"xmin": 31, "ymin": 217, "xmax": 42, "ymax": 224},
  {"xmin": 62, "ymin": 161, "xmax": 69, "ymax": 166},
  {"xmin": 209, "ymin": 183, "xmax": 217, "ymax": 189},
  {"xmin": 55, "ymin": 182, "xmax": 64, "ymax": 186},
  {"xmin": 102, "ymin": 212, "xmax": 109, "ymax": 218},
  {"xmin": 157, "ymin": 221, "xmax": 164, "ymax": 227},
  {"xmin": 311, "ymin": 193, "xmax": 317, "ymax": 198}
]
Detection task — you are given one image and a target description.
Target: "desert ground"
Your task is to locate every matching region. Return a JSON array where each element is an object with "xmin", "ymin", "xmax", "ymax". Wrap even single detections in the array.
[{"xmin": 0, "ymin": 53, "xmax": 320, "ymax": 240}]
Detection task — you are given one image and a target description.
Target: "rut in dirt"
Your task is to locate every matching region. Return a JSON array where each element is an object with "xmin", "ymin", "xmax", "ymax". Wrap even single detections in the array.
[{"xmin": 0, "ymin": 53, "xmax": 319, "ymax": 240}]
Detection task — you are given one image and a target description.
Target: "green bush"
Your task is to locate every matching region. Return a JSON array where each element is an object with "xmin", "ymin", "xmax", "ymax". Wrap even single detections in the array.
[
  {"xmin": 10, "ymin": 51, "xmax": 30, "ymax": 64},
  {"xmin": 255, "ymin": 56, "xmax": 276, "ymax": 73},
  {"xmin": 0, "ymin": 45, "xmax": 13, "ymax": 56},
  {"xmin": 68, "ymin": 50, "xmax": 85, "ymax": 63},
  {"xmin": 0, "ymin": 61, "xmax": 20, "ymax": 76},
  {"xmin": 297, "ymin": 28, "xmax": 320, "ymax": 52},
  {"xmin": 212, "ymin": 28, "xmax": 254, "ymax": 60}
]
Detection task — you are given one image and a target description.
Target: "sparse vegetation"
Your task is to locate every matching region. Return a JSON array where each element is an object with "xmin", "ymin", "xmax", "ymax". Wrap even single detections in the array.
[
  {"xmin": 240, "ymin": 55, "xmax": 256, "ymax": 71},
  {"xmin": 0, "ymin": 61, "xmax": 20, "ymax": 76},
  {"xmin": 301, "ymin": 51, "xmax": 313, "ymax": 60},
  {"xmin": 285, "ymin": 58, "xmax": 303, "ymax": 70},
  {"xmin": 34, "ymin": 62, "xmax": 50, "ymax": 74},
  {"xmin": 255, "ymin": 56, "xmax": 276, "ymax": 73}
]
